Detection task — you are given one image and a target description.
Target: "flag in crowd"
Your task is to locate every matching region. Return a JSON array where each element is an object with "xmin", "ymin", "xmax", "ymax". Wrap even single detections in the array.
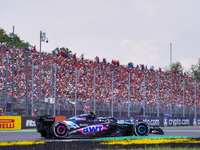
[
  {"xmin": 69, "ymin": 101, "xmax": 78, "ymax": 109},
  {"xmin": 84, "ymin": 103, "xmax": 90, "ymax": 114}
]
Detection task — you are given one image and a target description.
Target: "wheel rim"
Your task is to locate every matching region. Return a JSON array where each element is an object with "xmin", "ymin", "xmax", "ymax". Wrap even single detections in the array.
[
  {"xmin": 138, "ymin": 125, "xmax": 146, "ymax": 134},
  {"xmin": 56, "ymin": 125, "xmax": 66, "ymax": 135}
]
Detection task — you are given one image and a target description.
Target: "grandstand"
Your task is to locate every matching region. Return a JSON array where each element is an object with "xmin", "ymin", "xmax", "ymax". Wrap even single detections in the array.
[{"xmin": 0, "ymin": 44, "xmax": 199, "ymax": 117}]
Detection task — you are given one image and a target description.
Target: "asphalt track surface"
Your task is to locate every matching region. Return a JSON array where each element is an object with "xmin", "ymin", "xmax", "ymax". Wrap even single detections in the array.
[{"xmin": 0, "ymin": 126, "xmax": 200, "ymax": 142}]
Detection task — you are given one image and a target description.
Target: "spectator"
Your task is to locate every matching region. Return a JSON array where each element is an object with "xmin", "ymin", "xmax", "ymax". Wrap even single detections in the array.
[
  {"xmin": 81, "ymin": 54, "xmax": 84, "ymax": 61},
  {"xmin": 0, "ymin": 44, "xmax": 199, "ymax": 113},
  {"xmin": 73, "ymin": 53, "xmax": 76, "ymax": 60},
  {"xmin": 103, "ymin": 58, "xmax": 107, "ymax": 64},
  {"xmin": 95, "ymin": 56, "xmax": 99, "ymax": 63}
]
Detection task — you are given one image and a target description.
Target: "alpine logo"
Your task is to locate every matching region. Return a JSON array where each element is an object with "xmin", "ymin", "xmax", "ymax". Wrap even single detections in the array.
[{"xmin": 78, "ymin": 125, "xmax": 108, "ymax": 133}]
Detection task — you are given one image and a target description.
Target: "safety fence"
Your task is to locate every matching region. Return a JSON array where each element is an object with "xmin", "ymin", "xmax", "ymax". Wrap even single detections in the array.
[{"xmin": 2, "ymin": 100, "xmax": 200, "ymax": 118}]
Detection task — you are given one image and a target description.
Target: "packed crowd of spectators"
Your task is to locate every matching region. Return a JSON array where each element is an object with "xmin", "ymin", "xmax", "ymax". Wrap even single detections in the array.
[{"xmin": 0, "ymin": 44, "xmax": 199, "ymax": 114}]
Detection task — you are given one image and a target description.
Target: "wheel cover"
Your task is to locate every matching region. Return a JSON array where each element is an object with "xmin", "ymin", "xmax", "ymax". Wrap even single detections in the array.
[
  {"xmin": 134, "ymin": 122, "xmax": 150, "ymax": 136},
  {"xmin": 53, "ymin": 123, "xmax": 68, "ymax": 138},
  {"xmin": 56, "ymin": 125, "xmax": 66, "ymax": 135},
  {"xmin": 138, "ymin": 125, "xmax": 146, "ymax": 134}
]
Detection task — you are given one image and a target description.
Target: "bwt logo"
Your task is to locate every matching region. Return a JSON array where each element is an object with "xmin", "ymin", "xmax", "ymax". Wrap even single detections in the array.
[{"xmin": 82, "ymin": 125, "xmax": 103, "ymax": 133}]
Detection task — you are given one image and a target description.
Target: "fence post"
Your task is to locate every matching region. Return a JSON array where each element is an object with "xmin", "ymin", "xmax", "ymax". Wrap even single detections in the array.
[
  {"xmin": 94, "ymin": 69, "xmax": 96, "ymax": 114},
  {"xmin": 119, "ymin": 103, "xmax": 121, "ymax": 117},
  {"xmin": 170, "ymin": 74, "xmax": 173, "ymax": 117},
  {"xmin": 11, "ymin": 25, "xmax": 15, "ymax": 115},
  {"xmin": 183, "ymin": 79, "xmax": 185, "ymax": 117},
  {"xmin": 4, "ymin": 58, "xmax": 8, "ymax": 115},
  {"xmin": 26, "ymin": 50, "xmax": 29, "ymax": 116},
  {"xmin": 128, "ymin": 73, "xmax": 131, "ymax": 117},
  {"xmin": 54, "ymin": 64, "xmax": 57, "ymax": 116},
  {"xmin": 75, "ymin": 68, "xmax": 77, "ymax": 116},
  {"xmin": 195, "ymin": 80, "xmax": 197, "ymax": 118},
  {"xmin": 143, "ymin": 75, "xmax": 146, "ymax": 117},
  {"xmin": 51, "ymin": 53, "xmax": 54, "ymax": 116},
  {"xmin": 31, "ymin": 61, "xmax": 34, "ymax": 116},
  {"xmin": 103, "ymin": 100, "xmax": 105, "ymax": 117},
  {"xmin": 112, "ymin": 72, "xmax": 114, "ymax": 117},
  {"xmin": 157, "ymin": 76, "xmax": 160, "ymax": 117}
]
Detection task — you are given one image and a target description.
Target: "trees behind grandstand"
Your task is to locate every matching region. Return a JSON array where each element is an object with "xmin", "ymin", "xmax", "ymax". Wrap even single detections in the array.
[
  {"xmin": 171, "ymin": 62, "xmax": 183, "ymax": 74},
  {"xmin": 190, "ymin": 58, "xmax": 200, "ymax": 81},
  {"xmin": 52, "ymin": 47, "xmax": 72, "ymax": 56},
  {"xmin": 0, "ymin": 27, "xmax": 29, "ymax": 48},
  {"xmin": 164, "ymin": 61, "xmax": 183, "ymax": 74},
  {"xmin": 164, "ymin": 61, "xmax": 200, "ymax": 81}
]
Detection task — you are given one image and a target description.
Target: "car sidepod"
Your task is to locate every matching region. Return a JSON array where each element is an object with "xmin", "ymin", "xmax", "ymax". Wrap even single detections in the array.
[
  {"xmin": 77, "ymin": 124, "xmax": 109, "ymax": 136},
  {"xmin": 116, "ymin": 121, "xmax": 134, "ymax": 136}
]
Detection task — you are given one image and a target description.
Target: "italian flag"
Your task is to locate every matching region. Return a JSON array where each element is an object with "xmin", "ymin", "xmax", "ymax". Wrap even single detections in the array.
[{"xmin": 69, "ymin": 101, "xmax": 78, "ymax": 109}]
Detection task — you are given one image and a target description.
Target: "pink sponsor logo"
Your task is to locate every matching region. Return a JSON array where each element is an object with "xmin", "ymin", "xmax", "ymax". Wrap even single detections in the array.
[{"xmin": 78, "ymin": 125, "xmax": 108, "ymax": 133}]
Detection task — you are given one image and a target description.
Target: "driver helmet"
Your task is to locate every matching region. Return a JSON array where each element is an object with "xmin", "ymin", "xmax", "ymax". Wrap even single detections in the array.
[{"xmin": 90, "ymin": 111, "xmax": 94, "ymax": 115}]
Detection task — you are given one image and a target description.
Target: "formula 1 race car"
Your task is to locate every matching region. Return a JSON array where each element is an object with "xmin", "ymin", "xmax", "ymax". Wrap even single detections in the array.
[{"xmin": 36, "ymin": 113, "xmax": 164, "ymax": 139}]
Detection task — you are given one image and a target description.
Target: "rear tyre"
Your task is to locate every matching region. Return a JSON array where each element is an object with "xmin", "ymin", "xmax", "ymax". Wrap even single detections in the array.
[
  {"xmin": 50, "ymin": 122, "xmax": 69, "ymax": 139},
  {"xmin": 134, "ymin": 121, "xmax": 150, "ymax": 136}
]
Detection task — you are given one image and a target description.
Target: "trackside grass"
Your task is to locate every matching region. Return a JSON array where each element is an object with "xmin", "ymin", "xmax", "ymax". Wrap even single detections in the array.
[
  {"xmin": 0, "ymin": 140, "xmax": 45, "ymax": 146},
  {"xmin": 1, "ymin": 138, "xmax": 200, "ymax": 149},
  {"xmin": 100, "ymin": 138, "xmax": 200, "ymax": 145}
]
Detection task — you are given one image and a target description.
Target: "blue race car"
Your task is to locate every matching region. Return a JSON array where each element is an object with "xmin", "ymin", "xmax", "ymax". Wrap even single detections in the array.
[{"xmin": 36, "ymin": 112, "xmax": 164, "ymax": 139}]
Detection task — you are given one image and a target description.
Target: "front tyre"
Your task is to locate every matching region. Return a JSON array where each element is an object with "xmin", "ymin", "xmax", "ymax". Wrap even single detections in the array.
[
  {"xmin": 134, "ymin": 121, "xmax": 150, "ymax": 136},
  {"xmin": 50, "ymin": 122, "xmax": 69, "ymax": 139}
]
